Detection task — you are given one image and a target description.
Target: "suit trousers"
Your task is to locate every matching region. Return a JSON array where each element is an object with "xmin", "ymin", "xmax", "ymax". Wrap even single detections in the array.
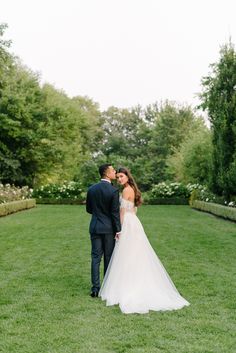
[{"xmin": 90, "ymin": 233, "xmax": 115, "ymax": 292}]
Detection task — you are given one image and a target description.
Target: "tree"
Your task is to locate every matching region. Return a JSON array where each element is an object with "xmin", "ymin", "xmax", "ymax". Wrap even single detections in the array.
[
  {"xmin": 0, "ymin": 24, "xmax": 18, "ymax": 181},
  {"xmin": 40, "ymin": 86, "xmax": 103, "ymax": 185},
  {"xmin": 0, "ymin": 59, "xmax": 55, "ymax": 186},
  {"xmin": 0, "ymin": 22, "xmax": 103, "ymax": 186},
  {"xmin": 167, "ymin": 120, "xmax": 212, "ymax": 184},
  {"xmin": 101, "ymin": 106, "xmax": 146, "ymax": 157},
  {"xmin": 0, "ymin": 23, "xmax": 12, "ymax": 84},
  {"xmin": 99, "ymin": 106, "xmax": 153, "ymax": 190},
  {"xmin": 147, "ymin": 102, "xmax": 199, "ymax": 183},
  {"xmin": 0, "ymin": 24, "xmax": 62, "ymax": 186},
  {"xmin": 95, "ymin": 102, "xmax": 203, "ymax": 190},
  {"xmin": 200, "ymin": 42, "xmax": 236, "ymax": 199}
]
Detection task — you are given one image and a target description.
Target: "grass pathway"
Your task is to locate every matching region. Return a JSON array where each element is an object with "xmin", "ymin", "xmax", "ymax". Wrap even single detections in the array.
[{"xmin": 0, "ymin": 205, "xmax": 235, "ymax": 353}]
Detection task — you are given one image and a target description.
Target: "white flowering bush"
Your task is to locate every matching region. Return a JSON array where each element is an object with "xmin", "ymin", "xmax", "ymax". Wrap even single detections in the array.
[
  {"xmin": 147, "ymin": 182, "xmax": 231, "ymax": 206},
  {"xmin": 189, "ymin": 185, "xmax": 236, "ymax": 208},
  {"xmin": 150, "ymin": 182, "xmax": 191, "ymax": 199},
  {"xmin": 0, "ymin": 183, "xmax": 33, "ymax": 204},
  {"xmin": 189, "ymin": 185, "xmax": 216, "ymax": 203},
  {"xmin": 32, "ymin": 181, "xmax": 85, "ymax": 202},
  {"xmin": 186, "ymin": 183, "xmax": 206, "ymax": 194}
]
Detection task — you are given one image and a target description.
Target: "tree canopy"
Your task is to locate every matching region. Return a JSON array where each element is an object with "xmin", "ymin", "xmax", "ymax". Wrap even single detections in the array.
[{"xmin": 200, "ymin": 42, "xmax": 236, "ymax": 199}]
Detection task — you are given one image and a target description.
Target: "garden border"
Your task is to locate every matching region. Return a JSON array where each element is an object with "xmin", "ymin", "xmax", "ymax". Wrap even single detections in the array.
[
  {"xmin": 191, "ymin": 200, "xmax": 236, "ymax": 222},
  {"xmin": 0, "ymin": 199, "xmax": 36, "ymax": 217},
  {"xmin": 147, "ymin": 197, "xmax": 189, "ymax": 205},
  {"xmin": 35, "ymin": 198, "xmax": 85, "ymax": 205},
  {"xmin": 36, "ymin": 197, "xmax": 188, "ymax": 205}
]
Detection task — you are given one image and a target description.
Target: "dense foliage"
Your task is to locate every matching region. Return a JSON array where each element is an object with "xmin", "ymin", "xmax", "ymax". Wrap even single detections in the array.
[
  {"xmin": 167, "ymin": 122, "xmax": 212, "ymax": 184},
  {"xmin": 88, "ymin": 103, "xmax": 209, "ymax": 191},
  {"xmin": 200, "ymin": 42, "xmax": 236, "ymax": 200},
  {"xmin": 0, "ymin": 24, "xmax": 103, "ymax": 187}
]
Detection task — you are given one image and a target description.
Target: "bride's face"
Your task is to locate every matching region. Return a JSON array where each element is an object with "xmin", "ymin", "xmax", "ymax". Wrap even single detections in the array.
[{"xmin": 116, "ymin": 172, "xmax": 129, "ymax": 185}]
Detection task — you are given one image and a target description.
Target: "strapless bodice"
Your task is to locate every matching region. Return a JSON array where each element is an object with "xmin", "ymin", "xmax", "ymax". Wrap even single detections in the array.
[{"xmin": 120, "ymin": 197, "xmax": 136, "ymax": 212}]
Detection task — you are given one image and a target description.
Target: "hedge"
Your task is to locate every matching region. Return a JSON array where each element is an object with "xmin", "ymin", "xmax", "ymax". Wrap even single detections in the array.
[
  {"xmin": 191, "ymin": 200, "xmax": 236, "ymax": 222},
  {"xmin": 148, "ymin": 197, "xmax": 189, "ymax": 205},
  {"xmin": 36, "ymin": 198, "xmax": 85, "ymax": 205},
  {"xmin": 37, "ymin": 197, "xmax": 189, "ymax": 206},
  {"xmin": 0, "ymin": 199, "xmax": 36, "ymax": 217}
]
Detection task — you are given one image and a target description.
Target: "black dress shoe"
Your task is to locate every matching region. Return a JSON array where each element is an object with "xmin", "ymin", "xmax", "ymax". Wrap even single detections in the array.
[{"xmin": 90, "ymin": 291, "xmax": 99, "ymax": 297}]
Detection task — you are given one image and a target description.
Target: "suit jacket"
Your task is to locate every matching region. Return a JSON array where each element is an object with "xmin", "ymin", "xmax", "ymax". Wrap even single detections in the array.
[{"xmin": 86, "ymin": 180, "xmax": 121, "ymax": 235}]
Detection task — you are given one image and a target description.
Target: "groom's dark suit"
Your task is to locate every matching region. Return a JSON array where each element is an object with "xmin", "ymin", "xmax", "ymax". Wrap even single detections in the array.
[{"xmin": 86, "ymin": 180, "xmax": 121, "ymax": 293}]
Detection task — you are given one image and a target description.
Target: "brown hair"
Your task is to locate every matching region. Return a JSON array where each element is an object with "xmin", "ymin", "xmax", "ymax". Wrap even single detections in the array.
[{"xmin": 117, "ymin": 167, "xmax": 142, "ymax": 207}]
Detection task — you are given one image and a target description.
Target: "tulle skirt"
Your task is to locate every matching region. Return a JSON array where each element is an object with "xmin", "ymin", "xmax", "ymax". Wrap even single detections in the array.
[{"xmin": 99, "ymin": 212, "xmax": 190, "ymax": 314}]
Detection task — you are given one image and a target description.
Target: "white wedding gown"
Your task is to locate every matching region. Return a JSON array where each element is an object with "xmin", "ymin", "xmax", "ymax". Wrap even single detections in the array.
[{"xmin": 99, "ymin": 198, "xmax": 190, "ymax": 314}]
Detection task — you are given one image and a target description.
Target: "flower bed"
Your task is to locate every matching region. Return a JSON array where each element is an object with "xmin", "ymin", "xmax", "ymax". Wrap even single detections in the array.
[
  {"xmin": 147, "ymin": 182, "xmax": 204, "ymax": 204},
  {"xmin": 189, "ymin": 186, "xmax": 236, "ymax": 209},
  {"xmin": 33, "ymin": 181, "xmax": 86, "ymax": 204},
  {"xmin": 0, "ymin": 183, "xmax": 33, "ymax": 203}
]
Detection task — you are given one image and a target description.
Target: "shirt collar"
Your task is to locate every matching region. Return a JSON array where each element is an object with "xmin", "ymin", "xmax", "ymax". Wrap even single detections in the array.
[{"xmin": 101, "ymin": 178, "xmax": 111, "ymax": 183}]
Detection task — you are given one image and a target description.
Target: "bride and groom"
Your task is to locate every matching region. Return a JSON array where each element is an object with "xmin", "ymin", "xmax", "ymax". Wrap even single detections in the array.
[{"xmin": 86, "ymin": 164, "xmax": 190, "ymax": 314}]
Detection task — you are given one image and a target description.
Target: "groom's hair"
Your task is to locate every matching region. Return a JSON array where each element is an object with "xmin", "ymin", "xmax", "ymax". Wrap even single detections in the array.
[{"xmin": 99, "ymin": 164, "xmax": 111, "ymax": 178}]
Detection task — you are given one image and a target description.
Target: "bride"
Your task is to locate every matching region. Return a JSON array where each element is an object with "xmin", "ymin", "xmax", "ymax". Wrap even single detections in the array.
[{"xmin": 99, "ymin": 167, "xmax": 190, "ymax": 314}]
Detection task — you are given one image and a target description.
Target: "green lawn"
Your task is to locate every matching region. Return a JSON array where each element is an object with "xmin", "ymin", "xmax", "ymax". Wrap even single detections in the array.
[{"xmin": 0, "ymin": 205, "xmax": 235, "ymax": 353}]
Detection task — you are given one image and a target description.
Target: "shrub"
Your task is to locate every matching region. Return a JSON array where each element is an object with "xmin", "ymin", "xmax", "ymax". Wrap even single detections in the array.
[
  {"xmin": 191, "ymin": 200, "xmax": 236, "ymax": 222},
  {"xmin": 36, "ymin": 198, "xmax": 85, "ymax": 205},
  {"xmin": 0, "ymin": 183, "xmax": 33, "ymax": 204},
  {"xmin": 0, "ymin": 199, "xmax": 36, "ymax": 217},
  {"xmin": 149, "ymin": 182, "xmax": 205, "ymax": 201},
  {"xmin": 190, "ymin": 186, "xmax": 236, "ymax": 207},
  {"xmin": 147, "ymin": 182, "xmax": 207, "ymax": 205},
  {"xmin": 32, "ymin": 181, "xmax": 86, "ymax": 202},
  {"xmin": 150, "ymin": 182, "xmax": 189, "ymax": 199},
  {"xmin": 148, "ymin": 197, "xmax": 189, "ymax": 205}
]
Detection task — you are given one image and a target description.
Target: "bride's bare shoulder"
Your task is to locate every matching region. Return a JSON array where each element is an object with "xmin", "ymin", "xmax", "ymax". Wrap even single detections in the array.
[{"xmin": 122, "ymin": 186, "xmax": 135, "ymax": 201}]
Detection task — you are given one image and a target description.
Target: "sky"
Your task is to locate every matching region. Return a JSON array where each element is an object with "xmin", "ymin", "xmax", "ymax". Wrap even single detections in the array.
[{"xmin": 1, "ymin": 0, "xmax": 236, "ymax": 110}]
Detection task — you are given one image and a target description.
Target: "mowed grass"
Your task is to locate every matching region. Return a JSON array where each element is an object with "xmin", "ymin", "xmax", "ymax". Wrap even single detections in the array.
[{"xmin": 0, "ymin": 205, "xmax": 235, "ymax": 353}]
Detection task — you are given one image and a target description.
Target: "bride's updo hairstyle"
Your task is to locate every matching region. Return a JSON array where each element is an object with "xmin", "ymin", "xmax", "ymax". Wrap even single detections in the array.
[{"xmin": 117, "ymin": 167, "xmax": 142, "ymax": 207}]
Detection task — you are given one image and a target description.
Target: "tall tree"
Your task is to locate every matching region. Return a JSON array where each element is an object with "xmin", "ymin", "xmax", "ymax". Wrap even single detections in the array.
[
  {"xmin": 147, "ymin": 102, "xmax": 198, "ymax": 183},
  {"xmin": 99, "ymin": 106, "xmax": 153, "ymax": 189},
  {"xmin": 0, "ymin": 61, "xmax": 58, "ymax": 186},
  {"xmin": 167, "ymin": 120, "xmax": 212, "ymax": 184},
  {"xmin": 41, "ymin": 86, "xmax": 103, "ymax": 184},
  {"xmin": 0, "ymin": 24, "xmax": 61, "ymax": 186},
  {"xmin": 0, "ymin": 24, "xmax": 17, "ymax": 181},
  {"xmin": 200, "ymin": 42, "xmax": 236, "ymax": 198}
]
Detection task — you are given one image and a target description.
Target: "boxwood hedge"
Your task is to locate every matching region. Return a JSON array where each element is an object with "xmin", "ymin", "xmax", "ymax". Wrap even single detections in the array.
[
  {"xmin": 191, "ymin": 200, "xmax": 236, "ymax": 222},
  {"xmin": 0, "ymin": 199, "xmax": 36, "ymax": 217}
]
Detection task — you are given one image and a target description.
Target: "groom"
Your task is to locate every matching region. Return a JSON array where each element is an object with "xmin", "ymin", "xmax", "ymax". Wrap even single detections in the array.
[{"xmin": 86, "ymin": 164, "xmax": 121, "ymax": 297}]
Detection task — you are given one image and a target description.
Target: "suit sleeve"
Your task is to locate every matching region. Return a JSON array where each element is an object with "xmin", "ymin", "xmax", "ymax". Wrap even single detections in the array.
[
  {"xmin": 110, "ymin": 189, "xmax": 121, "ymax": 233},
  {"xmin": 86, "ymin": 189, "xmax": 92, "ymax": 214}
]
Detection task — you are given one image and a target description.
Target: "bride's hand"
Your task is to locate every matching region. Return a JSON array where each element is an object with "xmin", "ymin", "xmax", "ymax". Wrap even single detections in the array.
[{"xmin": 115, "ymin": 232, "xmax": 121, "ymax": 240}]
